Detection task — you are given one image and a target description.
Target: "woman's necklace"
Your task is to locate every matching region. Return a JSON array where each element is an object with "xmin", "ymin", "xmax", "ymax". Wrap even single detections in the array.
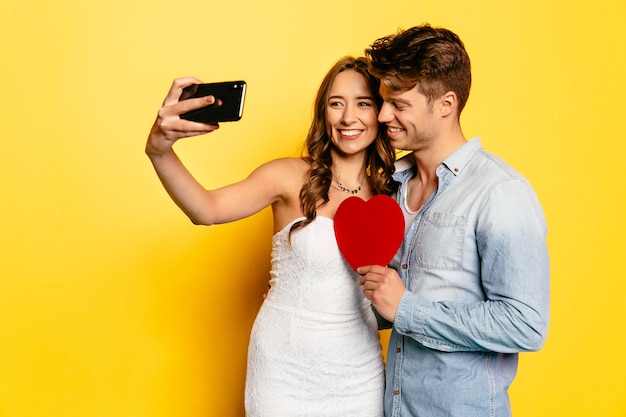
[{"xmin": 333, "ymin": 179, "xmax": 362, "ymax": 194}]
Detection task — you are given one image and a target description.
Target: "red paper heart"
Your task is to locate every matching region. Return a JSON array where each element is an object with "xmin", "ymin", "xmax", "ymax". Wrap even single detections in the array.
[{"xmin": 333, "ymin": 194, "xmax": 405, "ymax": 270}]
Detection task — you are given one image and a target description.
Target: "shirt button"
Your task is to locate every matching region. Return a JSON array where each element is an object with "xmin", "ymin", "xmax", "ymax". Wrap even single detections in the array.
[
  {"xmin": 405, "ymin": 330, "xmax": 412, "ymax": 335},
  {"xmin": 394, "ymin": 389, "xmax": 400, "ymax": 396},
  {"xmin": 396, "ymin": 347, "xmax": 401, "ymax": 353},
  {"xmin": 401, "ymin": 263, "xmax": 408, "ymax": 269}
]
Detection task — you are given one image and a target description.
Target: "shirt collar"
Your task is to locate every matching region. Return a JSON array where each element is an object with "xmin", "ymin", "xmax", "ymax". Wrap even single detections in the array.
[
  {"xmin": 441, "ymin": 137, "xmax": 483, "ymax": 176},
  {"xmin": 393, "ymin": 137, "xmax": 483, "ymax": 180}
]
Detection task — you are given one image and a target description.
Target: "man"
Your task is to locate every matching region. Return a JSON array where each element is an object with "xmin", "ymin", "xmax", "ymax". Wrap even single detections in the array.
[{"xmin": 357, "ymin": 24, "xmax": 550, "ymax": 417}]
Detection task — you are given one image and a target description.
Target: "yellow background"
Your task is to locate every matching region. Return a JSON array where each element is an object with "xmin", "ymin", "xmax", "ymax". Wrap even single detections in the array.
[{"xmin": 1, "ymin": 1, "xmax": 624, "ymax": 416}]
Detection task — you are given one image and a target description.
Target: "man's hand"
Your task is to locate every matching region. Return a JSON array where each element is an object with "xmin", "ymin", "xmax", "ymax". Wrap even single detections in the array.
[{"xmin": 357, "ymin": 265, "xmax": 406, "ymax": 322}]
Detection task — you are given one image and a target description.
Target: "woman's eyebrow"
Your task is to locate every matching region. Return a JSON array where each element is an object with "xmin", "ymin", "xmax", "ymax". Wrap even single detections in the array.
[{"xmin": 328, "ymin": 95, "xmax": 374, "ymax": 100}]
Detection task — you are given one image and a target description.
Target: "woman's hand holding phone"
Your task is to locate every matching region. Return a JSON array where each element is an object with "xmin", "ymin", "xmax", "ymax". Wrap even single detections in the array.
[
  {"xmin": 178, "ymin": 80, "xmax": 246, "ymax": 123},
  {"xmin": 145, "ymin": 77, "xmax": 221, "ymax": 157}
]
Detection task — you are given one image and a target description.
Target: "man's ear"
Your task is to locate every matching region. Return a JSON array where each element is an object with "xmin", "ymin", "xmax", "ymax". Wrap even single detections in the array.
[{"xmin": 439, "ymin": 91, "xmax": 457, "ymax": 117}]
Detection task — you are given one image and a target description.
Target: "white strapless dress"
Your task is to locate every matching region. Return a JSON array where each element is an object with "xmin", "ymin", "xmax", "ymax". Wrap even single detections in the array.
[{"xmin": 245, "ymin": 217, "xmax": 384, "ymax": 417}]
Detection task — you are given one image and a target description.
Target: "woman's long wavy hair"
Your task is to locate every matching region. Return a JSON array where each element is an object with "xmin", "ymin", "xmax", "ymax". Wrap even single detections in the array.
[{"xmin": 290, "ymin": 56, "xmax": 398, "ymax": 238}]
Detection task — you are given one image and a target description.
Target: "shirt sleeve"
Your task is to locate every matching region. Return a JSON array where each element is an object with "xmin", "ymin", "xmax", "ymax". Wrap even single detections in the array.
[{"xmin": 393, "ymin": 179, "xmax": 551, "ymax": 353}]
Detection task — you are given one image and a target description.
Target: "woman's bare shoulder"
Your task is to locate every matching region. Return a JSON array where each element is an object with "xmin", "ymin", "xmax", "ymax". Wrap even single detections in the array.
[
  {"xmin": 264, "ymin": 158, "xmax": 310, "ymax": 230},
  {"xmin": 265, "ymin": 156, "xmax": 309, "ymax": 170},
  {"xmin": 255, "ymin": 157, "xmax": 309, "ymax": 179}
]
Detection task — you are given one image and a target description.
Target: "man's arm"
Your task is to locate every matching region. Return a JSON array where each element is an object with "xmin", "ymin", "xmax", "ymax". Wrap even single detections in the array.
[{"xmin": 360, "ymin": 179, "xmax": 550, "ymax": 353}]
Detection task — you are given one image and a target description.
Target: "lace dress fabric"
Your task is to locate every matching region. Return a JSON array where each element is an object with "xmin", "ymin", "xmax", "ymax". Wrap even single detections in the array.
[{"xmin": 245, "ymin": 217, "xmax": 384, "ymax": 417}]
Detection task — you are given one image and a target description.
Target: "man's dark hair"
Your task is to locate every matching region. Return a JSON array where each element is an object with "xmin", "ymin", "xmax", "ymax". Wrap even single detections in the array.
[{"xmin": 366, "ymin": 24, "xmax": 472, "ymax": 113}]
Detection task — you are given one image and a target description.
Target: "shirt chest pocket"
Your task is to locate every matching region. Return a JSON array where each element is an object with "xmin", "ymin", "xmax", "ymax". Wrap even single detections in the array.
[{"xmin": 414, "ymin": 211, "xmax": 465, "ymax": 270}]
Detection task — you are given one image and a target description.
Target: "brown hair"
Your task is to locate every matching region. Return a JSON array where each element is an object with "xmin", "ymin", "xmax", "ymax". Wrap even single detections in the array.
[
  {"xmin": 290, "ymin": 56, "xmax": 397, "ymax": 237},
  {"xmin": 366, "ymin": 24, "xmax": 472, "ymax": 114}
]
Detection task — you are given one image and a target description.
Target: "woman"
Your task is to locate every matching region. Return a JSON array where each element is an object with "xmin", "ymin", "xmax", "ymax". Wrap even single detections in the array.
[{"xmin": 145, "ymin": 56, "xmax": 396, "ymax": 416}]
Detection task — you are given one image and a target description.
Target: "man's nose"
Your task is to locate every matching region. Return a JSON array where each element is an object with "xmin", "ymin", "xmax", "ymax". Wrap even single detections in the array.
[{"xmin": 378, "ymin": 102, "xmax": 392, "ymax": 123}]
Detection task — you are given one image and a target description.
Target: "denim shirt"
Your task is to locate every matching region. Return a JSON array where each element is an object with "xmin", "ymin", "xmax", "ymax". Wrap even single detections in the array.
[{"xmin": 385, "ymin": 138, "xmax": 550, "ymax": 417}]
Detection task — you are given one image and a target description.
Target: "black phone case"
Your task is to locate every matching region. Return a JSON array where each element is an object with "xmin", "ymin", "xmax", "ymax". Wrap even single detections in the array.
[{"xmin": 179, "ymin": 81, "xmax": 246, "ymax": 123}]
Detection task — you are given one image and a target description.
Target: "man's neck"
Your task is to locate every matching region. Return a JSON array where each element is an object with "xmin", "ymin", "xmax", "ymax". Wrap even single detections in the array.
[
  {"xmin": 413, "ymin": 130, "xmax": 467, "ymax": 180},
  {"xmin": 404, "ymin": 132, "xmax": 466, "ymax": 212}
]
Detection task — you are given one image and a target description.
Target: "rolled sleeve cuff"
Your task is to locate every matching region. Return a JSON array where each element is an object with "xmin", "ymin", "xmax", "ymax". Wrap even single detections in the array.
[
  {"xmin": 394, "ymin": 290, "xmax": 429, "ymax": 337},
  {"xmin": 393, "ymin": 291, "xmax": 479, "ymax": 352}
]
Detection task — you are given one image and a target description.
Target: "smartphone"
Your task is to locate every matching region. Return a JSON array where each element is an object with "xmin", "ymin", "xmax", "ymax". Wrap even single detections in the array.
[{"xmin": 179, "ymin": 81, "xmax": 246, "ymax": 123}]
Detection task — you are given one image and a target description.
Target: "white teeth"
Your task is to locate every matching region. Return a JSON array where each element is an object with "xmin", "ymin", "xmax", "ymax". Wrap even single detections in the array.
[
  {"xmin": 389, "ymin": 127, "xmax": 404, "ymax": 133},
  {"xmin": 340, "ymin": 130, "xmax": 360, "ymax": 137}
]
